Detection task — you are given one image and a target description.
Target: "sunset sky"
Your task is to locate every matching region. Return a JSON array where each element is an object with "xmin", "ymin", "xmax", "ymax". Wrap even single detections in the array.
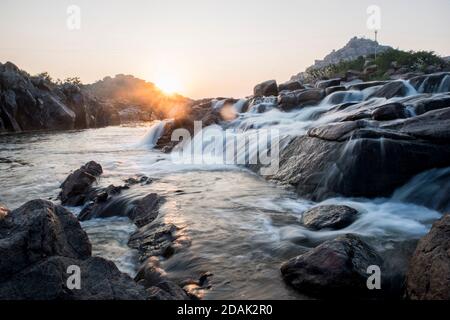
[{"xmin": 1, "ymin": 0, "xmax": 449, "ymax": 98}]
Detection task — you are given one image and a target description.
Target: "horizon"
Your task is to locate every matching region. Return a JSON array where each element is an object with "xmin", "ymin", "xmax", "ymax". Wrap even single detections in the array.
[{"xmin": 1, "ymin": 0, "xmax": 449, "ymax": 99}]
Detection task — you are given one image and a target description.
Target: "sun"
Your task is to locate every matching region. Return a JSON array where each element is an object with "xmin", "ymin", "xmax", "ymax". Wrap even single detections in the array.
[{"xmin": 155, "ymin": 75, "xmax": 182, "ymax": 95}]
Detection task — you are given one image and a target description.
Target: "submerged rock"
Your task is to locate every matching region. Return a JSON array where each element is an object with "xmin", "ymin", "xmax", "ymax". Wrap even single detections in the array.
[
  {"xmin": 0, "ymin": 199, "xmax": 147, "ymax": 300},
  {"xmin": 280, "ymin": 234, "xmax": 383, "ymax": 297},
  {"xmin": 302, "ymin": 205, "xmax": 358, "ymax": 230},
  {"xmin": 406, "ymin": 214, "xmax": 450, "ymax": 300},
  {"xmin": 59, "ymin": 161, "xmax": 103, "ymax": 206}
]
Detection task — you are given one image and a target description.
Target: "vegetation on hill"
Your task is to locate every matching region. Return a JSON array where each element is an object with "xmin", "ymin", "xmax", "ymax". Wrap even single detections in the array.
[{"xmin": 303, "ymin": 48, "xmax": 450, "ymax": 83}]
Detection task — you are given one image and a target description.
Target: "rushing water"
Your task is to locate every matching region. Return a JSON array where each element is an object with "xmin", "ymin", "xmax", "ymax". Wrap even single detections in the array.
[{"xmin": 0, "ymin": 76, "xmax": 448, "ymax": 299}]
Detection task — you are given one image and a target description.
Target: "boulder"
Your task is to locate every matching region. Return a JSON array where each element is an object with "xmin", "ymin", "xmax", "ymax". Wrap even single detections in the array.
[
  {"xmin": 410, "ymin": 72, "xmax": 450, "ymax": 93},
  {"xmin": 281, "ymin": 234, "xmax": 383, "ymax": 297},
  {"xmin": 371, "ymin": 102, "xmax": 407, "ymax": 121},
  {"xmin": 368, "ymin": 81, "xmax": 412, "ymax": 99},
  {"xmin": 0, "ymin": 199, "xmax": 147, "ymax": 300},
  {"xmin": 273, "ymin": 133, "xmax": 450, "ymax": 200},
  {"xmin": 406, "ymin": 214, "xmax": 450, "ymax": 300},
  {"xmin": 135, "ymin": 257, "xmax": 189, "ymax": 300},
  {"xmin": 59, "ymin": 161, "xmax": 103, "ymax": 206},
  {"xmin": 302, "ymin": 205, "xmax": 358, "ymax": 230},
  {"xmin": 254, "ymin": 80, "xmax": 278, "ymax": 97},
  {"xmin": 278, "ymin": 80, "xmax": 304, "ymax": 92},
  {"xmin": 325, "ymin": 86, "xmax": 346, "ymax": 96},
  {"xmin": 316, "ymin": 78, "xmax": 342, "ymax": 89},
  {"xmin": 279, "ymin": 89, "xmax": 324, "ymax": 111}
]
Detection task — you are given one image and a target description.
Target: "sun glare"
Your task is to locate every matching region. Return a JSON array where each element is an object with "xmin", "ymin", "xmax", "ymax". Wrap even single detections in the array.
[{"xmin": 155, "ymin": 75, "xmax": 182, "ymax": 95}]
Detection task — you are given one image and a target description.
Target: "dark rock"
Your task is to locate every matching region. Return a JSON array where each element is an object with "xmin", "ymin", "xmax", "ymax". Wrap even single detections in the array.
[
  {"xmin": 410, "ymin": 72, "xmax": 450, "ymax": 93},
  {"xmin": 0, "ymin": 256, "xmax": 147, "ymax": 300},
  {"xmin": 281, "ymin": 234, "xmax": 383, "ymax": 297},
  {"xmin": 368, "ymin": 81, "xmax": 412, "ymax": 99},
  {"xmin": 278, "ymin": 80, "xmax": 304, "ymax": 92},
  {"xmin": 59, "ymin": 161, "xmax": 103, "ymax": 206},
  {"xmin": 345, "ymin": 70, "xmax": 362, "ymax": 82},
  {"xmin": 0, "ymin": 199, "xmax": 146, "ymax": 300},
  {"xmin": 348, "ymin": 81, "xmax": 387, "ymax": 91},
  {"xmin": 273, "ymin": 134, "xmax": 450, "ymax": 200},
  {"xmin": 279, "ymin": 89, "xmax": 324, "ymax": 111},
  {"xmin": 0, "ymin": 200, "xmax": 91, "ymax": 282},
  {"xmin": 134, "ymin": 257, "xmax": 189, "ymax": 300},
  {"xmin": 371, "ymin": 102, "xmax": 407, "ymax": 121},
  {"xmin": 128, "ymin": 193, "xmax": 161, "ymax": 228},
  {"xmin": 316, "ymin": 78, "xmax": 342, "ymax": 89},
  {"xmin": 363, "ymin": 64, "xmax": 378, "ymax": 75},
  {"xmin": 302, "ymin": 205, "xmax": 358, "ymax": 230},
  {"xmin": 406, "ymin": 214, "xmax": 450, "ymax": 300},
  {"xmin": 325, "ymin": 86, "xmax": 346, "ymax": 96},
  {"xmin": 254, "ymin": 80, "xmax": 278, "ymax": 97}
]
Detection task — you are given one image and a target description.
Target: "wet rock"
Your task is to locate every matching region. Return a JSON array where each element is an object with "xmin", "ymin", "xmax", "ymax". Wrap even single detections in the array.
[
  {"xmin": 279, "ymin": 89, "xmax": 324, "ymax": 111},
  {"xmin": 59, "ymin": 161, "xmax": 103, "ymax": 206},
  {"xmin": 278, "ymin": 80, "xmax": 304, "ymax": 92},
  {"xmin": 134, "ymin": 257, "xmax": 189, "ymax": 300},
  {"xmin": 0, "ymin": 203, "xmax": 8, "ymax": 219},
  {"xmin": 316, "ymin": 78, "xmax": 342, "ymax": 89},
  {"xmin": 254, "ymin": 80, "xmax": 278, "ymax": 97},
  {"xmin": 273, "ymin": 134, "xmax": 450, "ymax": 200},
  {"xmin": 348, "ymin": 81, "xmax": 387, "ymax": 91},
  {"xmin": 368, "ymin": 81, "xmax": 411, "ymax": 99},
  {"xmin": 406, "ymin": 214, "xmax": 450, "ymax": 300},
  {"xmin": 128, "ymin": 193, "xmax": 161, "ymax": 228},
  {"xmin": 371, "ymin": 102, "xmax": 407, "ymax": 121},
  {"xmin": 409, "ymin": 72, "xmax": 450, "ymax": 93},
  {"xmin": 325, "ymin": 85, "xmax": 346, "ymax": 96},
  {"xmin": 0, "ymin": 199, "xmax": 147, "ymax": 300},
  {"xmin": 128, "ymin": 220, "xmax": 189, "ymax": 262},
  {"xmin": 281, "ymin": 234, "xmax": 383, "ymax": 297},
  {"xmin": 302, "ymin": 205, "xmax": 358, "ymax": 230}
]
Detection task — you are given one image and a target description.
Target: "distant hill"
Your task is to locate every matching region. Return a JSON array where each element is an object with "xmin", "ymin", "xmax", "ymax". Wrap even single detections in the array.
[
  {"xmin": 291, "ymin": 37, "xmax": 392, "ymax": 81},
  {"xmin": 84, "ymin": 74, "xmax": 191, "ymax": 119}
]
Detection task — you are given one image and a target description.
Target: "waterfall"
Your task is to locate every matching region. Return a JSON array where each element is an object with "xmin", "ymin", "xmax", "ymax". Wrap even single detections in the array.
[
  {"xmin": 140, "ymin": 120, "xmax": 170, "ymax": 148},
  {"xmin": 392, "ymin": 167, "xmax": 450, "ymax": 212}
]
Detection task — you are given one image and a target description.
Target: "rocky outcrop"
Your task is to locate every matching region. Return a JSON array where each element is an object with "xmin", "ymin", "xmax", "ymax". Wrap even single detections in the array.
[
  {"xmin": 254, "ymin": 80, "xmax": 278, "ymax": 97},
  {"xmin": 278, "ymin": 89, "xmax": 324, "ymax": 110},
  {"xmin": 281, "ymin": 234, "xmax": 383, "ymax": 298},
  {"xmin": 59, "ymin": 161, "xmax": 103, "ymax": 206},
  {"xmin": 406, "ymin": 214, "xmax": 450, "ymax": 300},
  {"xmin": 0, "ymin": 199, "xmax": 147, "ymax": 300},
  {"xmin": 0, "ymin": 62, "xmax": 120, "ymax": 133},
  {"xmin": 302, "ymin": 205, "xmax": 358, "ymax": 230}
]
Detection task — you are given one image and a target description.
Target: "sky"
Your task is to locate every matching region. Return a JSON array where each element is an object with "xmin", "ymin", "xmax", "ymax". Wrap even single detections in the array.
[{"xmin": 1, "ymin": 0, "xmax": 449, "ymax": 99}]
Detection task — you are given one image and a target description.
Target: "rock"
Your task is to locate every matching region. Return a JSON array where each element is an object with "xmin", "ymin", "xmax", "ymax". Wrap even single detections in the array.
[
  {"xmin": 363, "ymin": 64, "xmax": 378, "ymax": 75},
  {"xmin": 410, "ymin": 72, "xmax": 450, "ymax": 93},
  {"xmin": 278, "ymin": 80, "xmax": 304, "ymax": 92},
  {"xmin": 279, "ymin": 89, "xmax": 324, "ymax": 111},
  {"xmin": 348, "ymin": 81, "xmax": 387, "ymax": 91},
  {"xmin": 0, "ymin": 199, "xmax": 147, "ymax": 300},
  {"xmin": 0, "ymin": 200, "xmax": 91, "ymax": 282},
  {"xmin": 406, "ymin": 214, "xmax": 450, "ymax": 300},
  {"xmin": 128, "ymin": 193, "xmax": 161, "ymax": 228},
  {"xmin": 273, "ymin": 133, "xmax": 450, "ymax": 200},
  {"xmin": 0, "ymin": 256, "xmax": 147, "ymax": 300},
  {"xmin": 280, "ymin": 234, "xmax": 383, "ymax": 297},
  {"xmin": 368, "ymin": 81, "xmax": 412, "ymax": 99},
  {"xmin": 325, "ymin": 86, "xmax": 346, "ymax": 96},
  {"xmin": 78, "ymin": 193, "xmax": 161, "ymax": 228},
  {"xmin": 128, "ymin": 221, "xmax": 187, "ymax": 261},
  {"xmin": 0, "ymin": 62, "xmax": 120, "ymax": 133},
  {"xmin": 134, "ymin": 257, "xmax": 189, "ymax": 300},
  {"xmin": 371, "ymin": 102, "xmax": 407, "ymax": 121},
  {"xmin": 316, "ymin": 78, "xmax": 342, "ymax": 89},
  {"xmin": 302, "ymin": 205, "xmax": 358, "ymax": 230},
  {"xmin": 254, "ymin": 80, "xmax": 278, "ymax": 97},
  {"xmin": 0, "ymin": 203, "xmax": 8, "ymax": 219},
  {"xmin": 59, "ymin": 161, "xmax": 103, "ymax": 206},
  {"xmin": 345, "ymin": 70, "xmax": 362, "ymax": 82}
]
